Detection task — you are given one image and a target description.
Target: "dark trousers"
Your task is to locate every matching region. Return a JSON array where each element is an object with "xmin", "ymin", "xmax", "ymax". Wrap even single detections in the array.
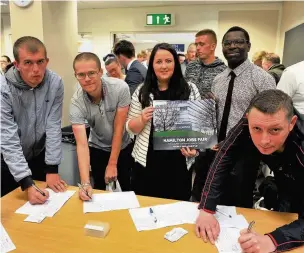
[
  {"xmin": 1, "ymin": 150, "xmax": 47, "ymax": 197},
  {"xmin": 89, "ymin": 143, "xmax": 133, "ymax": 191}
]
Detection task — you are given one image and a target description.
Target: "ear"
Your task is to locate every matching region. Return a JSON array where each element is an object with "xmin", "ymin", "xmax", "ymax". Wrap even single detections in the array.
[
  {"xmin": 211, "ymin": 42, "xmax": 216, "ymax": 51},
  {"xmin": 289, "ymin": 115, "xmax": 298, "ymax": 131},
  {"xmin": 13, "ymin": 61, "xmax": 19, "ymax": 70},
  {"xmin": 247, "ymin": 42, "xmax": 251, "ymax": 52},
  {"xmin": 245, "ymin": 112, "xmax": 249, "ymax": 119}
]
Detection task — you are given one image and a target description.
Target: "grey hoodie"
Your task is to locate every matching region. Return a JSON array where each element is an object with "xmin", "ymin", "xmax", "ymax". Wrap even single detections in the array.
[
  {"xmin": 185, "ymin": 57, "xmax": 227, "ymax": 96},
  {"xmin": 1, "ymin": 67, "xmax": 64, "ymax": 190}
]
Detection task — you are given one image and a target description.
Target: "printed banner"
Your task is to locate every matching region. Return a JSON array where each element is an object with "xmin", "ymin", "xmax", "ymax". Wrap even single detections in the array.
[{"xmin": 153, "ymin": 100, "xmax": 217, "ymax": 150}]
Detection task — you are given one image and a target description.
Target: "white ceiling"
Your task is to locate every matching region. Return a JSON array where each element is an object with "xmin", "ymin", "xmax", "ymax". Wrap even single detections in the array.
[{"xmin": 1, "ymin": 0, "xmax": 282, "ymax": 14}]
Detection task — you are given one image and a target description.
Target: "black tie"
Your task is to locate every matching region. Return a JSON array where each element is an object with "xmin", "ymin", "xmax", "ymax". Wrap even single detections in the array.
[{"xmin": 218, "ymin": 71, "xmax": 236, "ymax": 142}]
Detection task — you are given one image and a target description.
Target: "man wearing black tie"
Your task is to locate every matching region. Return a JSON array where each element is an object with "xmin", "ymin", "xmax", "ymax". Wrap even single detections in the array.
[
  {"xmin": 114, "ymin": 40, "xmax": 147, "ymax": 95},
  {"xmin": 192, "ymin": 26, "xmax": 276, "ymax": 202}
]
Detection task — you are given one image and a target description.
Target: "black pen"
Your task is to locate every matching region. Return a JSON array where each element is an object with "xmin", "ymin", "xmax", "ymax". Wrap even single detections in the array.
[
  {"xmin": 32, "ymin": 184, "xmax": 46, "ymax": 197},
  {"xmin": 216, "ymin": 208, "xmax": 232, "ymax": 218},
  {"xmin": 149, "ymin": 207, "xmax": 157, "ymax": 223},
  {"xmin": 77, "ymin": 183, "xmax": 92, "ymax": 200}
]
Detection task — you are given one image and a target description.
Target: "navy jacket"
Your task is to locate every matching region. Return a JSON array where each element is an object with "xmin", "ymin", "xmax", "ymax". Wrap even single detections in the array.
[{"xmin": 125, "ymin": 60, "xmax": 147, "ymax": 95}]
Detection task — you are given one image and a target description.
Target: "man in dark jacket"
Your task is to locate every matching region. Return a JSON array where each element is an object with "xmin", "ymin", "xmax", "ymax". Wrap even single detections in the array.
[
  {"xmin": 1, "ymin": 36, "xmax": 66, "ymax": 203},
  {"xmin": 113, "ymin": 40, "xmax": 147, "ymax": 95},
  {"xmin": 262, "ymin": 53, "xmax": 285, "ymax": 84},
  {"xmin": 196, "ymin": 90, "xmax": 304, "ymax": 253}
]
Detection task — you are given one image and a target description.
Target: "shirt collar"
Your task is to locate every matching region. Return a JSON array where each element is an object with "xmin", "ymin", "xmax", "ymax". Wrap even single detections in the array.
[
  {"xmin": 127, "ymin": 59, "xmax": 136, "ymax": 70},
  {"xmin": 226, "ymin": 59, "xmax": 251, "ymax": 77}
]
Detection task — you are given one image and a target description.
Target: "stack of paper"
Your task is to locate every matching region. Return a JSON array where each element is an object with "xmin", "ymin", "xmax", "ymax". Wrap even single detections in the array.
[
  {"xmin": 83, "ymin": 191, "xmax": 140, "ymax": 213},
  {"xmin": 0, "ymin": 223, "xmax": 16, "ymax": 253},
  {"xmin": 15, "ymin": 189, "xmax": 75, "ymax": 222}
]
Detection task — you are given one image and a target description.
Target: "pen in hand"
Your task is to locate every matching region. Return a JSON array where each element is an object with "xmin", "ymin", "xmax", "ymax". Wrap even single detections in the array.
[
  {"xmin": 247, "ymin": 221, "xmax": 255, "ymax": 233},
  {"xmin": 32, "ymin": 184, "xmax": 46, "ymax": 197},
  {"xmin": 77, "ymin": 183, "xmax": 92, "ymax": 200},
  {"xmin": 149, "ymin": 207, "xmax": 157, "ymax": 223}
]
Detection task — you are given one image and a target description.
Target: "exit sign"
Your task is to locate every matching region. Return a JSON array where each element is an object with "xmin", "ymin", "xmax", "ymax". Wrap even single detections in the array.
[{"xmin": 146, "ymin": 14, "xmax": 174, "ymax": 26}]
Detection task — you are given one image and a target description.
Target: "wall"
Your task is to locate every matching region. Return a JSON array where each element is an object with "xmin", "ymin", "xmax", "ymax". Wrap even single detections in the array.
[
  {"xmin": 218, "ymin": 10, "xmax": 279, "ymax": 61},
  {"xmin": 78, "ymin": 2, "xmax": 282, "ymax": 64},
  {"xmin": 279, "ymin": 1, "xmax": 304, "ymax": 59},
  {"xmin": 1, "ymin": 14, "xmax": 13, "ymax": 60}
]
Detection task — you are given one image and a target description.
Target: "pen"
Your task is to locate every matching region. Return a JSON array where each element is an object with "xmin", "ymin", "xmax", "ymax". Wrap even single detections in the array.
[
  {"xmin": 32, "ymin": 184, "xmax": 46, "ymax": 197},
  {"xmin": 247, "ymin": 221, "xmax": 255, "ymax": 232},
  {"xmin": 216, "ymin": 208, "xmax": 232, "ymax": 218},
  {"xmin": 149, "ymin": 207, "xmax": 157, "ymax": 223},
  {"xmin": 77, "ymin": 183, "xmax": 92, "ymax": 200}
]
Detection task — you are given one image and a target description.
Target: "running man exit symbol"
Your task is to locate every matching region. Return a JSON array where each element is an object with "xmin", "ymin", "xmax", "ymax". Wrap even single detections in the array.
[{"xmin": 146, "ymin": 14, "xmax": 173, "ymax": 26}]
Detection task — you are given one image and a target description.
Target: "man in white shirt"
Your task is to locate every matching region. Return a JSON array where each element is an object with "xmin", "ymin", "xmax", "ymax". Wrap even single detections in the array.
[{"xmin": 277, "ymin": 61, "xmax": 304, "ymax": 114}]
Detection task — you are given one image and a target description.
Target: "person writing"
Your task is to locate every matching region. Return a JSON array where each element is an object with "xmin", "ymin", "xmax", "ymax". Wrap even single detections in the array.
[
  {"xmin": 70, "ymin": 52, "xmax": 133, "ymax": 200},
  {"xmin": 196, "ymin": 90, "xmax": 304, "ymax": 253}
]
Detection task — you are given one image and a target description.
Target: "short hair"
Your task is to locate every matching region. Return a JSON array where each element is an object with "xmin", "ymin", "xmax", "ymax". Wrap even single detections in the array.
[
  {"xmin": 196, "ymin": 29, "xmax": 217, "ymax": 44},
  {"xmin": 1, "ymin": 55, "xmax": 11, "ymax": 63},
  {"xmin": 140, "ymin": 50, "xmax": 147, "ymax": 58},
  {"xmin": 187, "ymin": 43, "xmax": 196, "ymax": 51},
  {"xmin": 103, "ymin": 53, "xmax": 119, "ymax": 66},
  {"xmin": 73, "ymin": 52, "xmax": 101, "ymax": 70},
  {"xmin": 248, "ymin": 89, "xmax": 294, "ymax": 121},
  {"xmin": 222, "ymin": 26, "xmax": 250, "ymax": 43},
  {"xmin": 113, "ymin": 40, "xmax": 135, "ymax": 59},
  {"xmin": 252, "ymin": 50, "xmax": 268, "ymax": 62},
  {"xmin": 262, "ymin": 53, "xmax": 280, "ymax": 65},
  {"xmin": 177, "ymin": 53, "xmax": 185, "ymax": 57},
  {"xmin": 137, "ymin": 53, "xmax": 143, "ymax": 58},
  {"xmin": 13, "ymin": 36, "xmax": 47, "ymax": 62}
]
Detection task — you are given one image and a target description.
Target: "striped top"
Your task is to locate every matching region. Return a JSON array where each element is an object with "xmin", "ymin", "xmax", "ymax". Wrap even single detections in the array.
[{"xmin": 126, "ymin": 82, "xmax": 201, "ymax": 167}]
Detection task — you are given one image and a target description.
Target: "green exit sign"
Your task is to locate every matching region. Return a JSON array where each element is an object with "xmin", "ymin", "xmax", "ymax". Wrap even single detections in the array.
[{"xmin": 146, "ymin": 14, "xmax": 174, "ymax": 26}]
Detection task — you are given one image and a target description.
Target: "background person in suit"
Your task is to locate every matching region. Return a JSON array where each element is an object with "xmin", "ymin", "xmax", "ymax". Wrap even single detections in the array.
[{"xmin": 114, "ymin": 40, "xmax": 147, "ymax": 95}]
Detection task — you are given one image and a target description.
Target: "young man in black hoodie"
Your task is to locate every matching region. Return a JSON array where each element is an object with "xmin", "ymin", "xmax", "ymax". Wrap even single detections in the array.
[
  {"xmin": 185, "ymin": 29, "xmax": 226, "ymax": 96},
  {"xmin": 196, "ymin": 90, "xmax": 304, "ymax": 253}
]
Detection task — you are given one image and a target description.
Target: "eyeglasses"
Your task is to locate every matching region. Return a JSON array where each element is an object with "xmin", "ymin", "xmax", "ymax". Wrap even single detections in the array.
[
  {"xmin": 75, "ymin": 71, "xmax": 99, "ymax": 80},
  {"xmin": 222, "ymin": 39, "xmax": 249, "ymax": 48}
]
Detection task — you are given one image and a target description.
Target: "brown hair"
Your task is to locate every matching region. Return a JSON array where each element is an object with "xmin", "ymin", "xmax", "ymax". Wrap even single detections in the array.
[{"xmin": 195, "ymin": 29, "xmax": 217, "ymax": 44}]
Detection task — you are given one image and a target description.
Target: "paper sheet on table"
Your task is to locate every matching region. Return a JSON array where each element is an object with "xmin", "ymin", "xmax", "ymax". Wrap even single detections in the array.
[
  {"xmin": 15, "ymin": 189, "xmax": 75, "ymax": 217},
  {"xmin": 1, "ymin": 223, "xmax": 16, "ymax": 253},
  {"xmin": 83, "ymin": 191, "xmax": 140, "ymax": 213},
  {"xmin": 129, "ymin": 202, "xmax": 239, "ymax": 231}
]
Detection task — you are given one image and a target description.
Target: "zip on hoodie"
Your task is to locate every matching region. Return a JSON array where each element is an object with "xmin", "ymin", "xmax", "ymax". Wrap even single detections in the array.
[{"xmin": 32, "ymin": 88, "xmax": 37, "ymax": 157}]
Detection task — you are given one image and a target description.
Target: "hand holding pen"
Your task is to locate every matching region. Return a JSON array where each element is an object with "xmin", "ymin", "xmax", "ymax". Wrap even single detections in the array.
[
  {"xmin": 78, "ymin": 183, "xmax": 92, "ymax": 201},
  {"xmin": 27, "ymin": 184, "xmax": 49, "ymax": 205},
  {"xmin": 239, "ymin": 221, "xmax": 276, "ymax": 253}
]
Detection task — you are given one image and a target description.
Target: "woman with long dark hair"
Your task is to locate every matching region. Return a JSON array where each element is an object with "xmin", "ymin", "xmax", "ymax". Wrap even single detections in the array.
[{"xmin": 126, "ymin": 43, "xmax": 201, "ymax": 200}]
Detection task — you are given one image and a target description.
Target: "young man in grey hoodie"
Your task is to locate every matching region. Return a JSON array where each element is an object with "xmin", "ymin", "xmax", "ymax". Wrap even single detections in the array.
[
  {"xmin": 1, "ymin": 36, "xmax": 66, "ymax": 204},
  {"xmin": 185, "ymin": 29, "xmax": 226, "ymax": 96}
]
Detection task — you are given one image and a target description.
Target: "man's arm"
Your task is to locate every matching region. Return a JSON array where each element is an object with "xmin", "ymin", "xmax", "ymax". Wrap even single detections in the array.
[
  {"xmin": 105, "ymin": 106, "xmax": 129, "ymax": 183},
  {"xmin": 184, "ymin": 61, "xmax": 199, "ymax": 84},
  {"xmin": 198, "ymin": 118, "xmax": 247, "ymax": 212},
  {"xmin": 70, "ymin": 98, "xmax": 92, "ymax": 200},
  {"xmin": 105, "ymin": 82, "xmax": 131, "ymax": 183},
  {"xmin": 45, "ymin": 79, "xmax": 64, "ymax": 173},
  {"xmin": 0, "ymin": 80, "xmax": 33, "ymax": 190},
  {"xmin": 277, "ymin": 69, "xmax": 297, "ymax": 97},
  {"xmin": 45, "ymin": 80, "xmax": 66, "ymax": 192}
]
